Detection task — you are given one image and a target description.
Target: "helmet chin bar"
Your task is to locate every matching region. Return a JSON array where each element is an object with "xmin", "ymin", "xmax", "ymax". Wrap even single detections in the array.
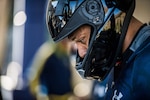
[{"xmin": 84, "ymin": 29, "xmax": 120, "ymax": 80}]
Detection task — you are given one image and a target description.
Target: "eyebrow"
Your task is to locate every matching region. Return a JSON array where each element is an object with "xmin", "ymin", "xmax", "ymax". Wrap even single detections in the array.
[
  {"xmin": 71, "ymin": 36, "xmax": 76, "ymax": 41},
  {"xmin": 68, "ymin": 33, "xmax": 76, "ymax": 41}
]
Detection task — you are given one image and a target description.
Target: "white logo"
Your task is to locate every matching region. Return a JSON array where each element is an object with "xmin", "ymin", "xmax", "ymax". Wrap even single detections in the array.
[{"xmin": 112, "ymin": 90, "xmax": 123, "ymax": 100}]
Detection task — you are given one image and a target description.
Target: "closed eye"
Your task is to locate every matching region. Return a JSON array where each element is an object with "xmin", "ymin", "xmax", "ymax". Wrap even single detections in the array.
[{"xmin": 77, "ymin": 37, "xmax": 86, "ymax": 44}]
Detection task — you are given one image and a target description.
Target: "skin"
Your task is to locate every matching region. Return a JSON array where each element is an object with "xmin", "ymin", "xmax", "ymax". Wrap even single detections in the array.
[
  {"xmin": 68, "ymin": 25, "xmax": 91, "ymax": 58},
  {"xmin": 68, "ymin": 16, "xmax": 143, "ymax": 59}
]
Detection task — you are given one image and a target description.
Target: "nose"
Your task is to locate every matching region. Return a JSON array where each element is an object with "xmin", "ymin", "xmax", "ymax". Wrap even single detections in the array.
[{"xmin": 76, "ymin": 44, "xmax": 88, "ymax": 58}]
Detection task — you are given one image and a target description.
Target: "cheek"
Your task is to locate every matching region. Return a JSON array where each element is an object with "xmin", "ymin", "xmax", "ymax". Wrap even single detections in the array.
[{"xmin": 76, "ymin": 43, "xmax": 88, "ymax": 58}]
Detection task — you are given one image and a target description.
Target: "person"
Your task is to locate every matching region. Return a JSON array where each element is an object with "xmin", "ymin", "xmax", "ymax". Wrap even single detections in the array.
[{"xmin": 46, "ymin": 0, "xmax": 150, "ymax": 100}]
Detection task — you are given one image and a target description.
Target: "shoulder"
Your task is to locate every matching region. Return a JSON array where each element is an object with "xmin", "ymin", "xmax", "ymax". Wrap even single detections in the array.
[
  {"xmin": 130, "ymin": 41, "xmax": 150, "ymax": 98},
  {"xmin": 131, "ymin": 26, "xmax": 150, "ymax": 80},
  {"xmin": 127, "ymin": 25, "xmax": 150, "ymax": 97}
]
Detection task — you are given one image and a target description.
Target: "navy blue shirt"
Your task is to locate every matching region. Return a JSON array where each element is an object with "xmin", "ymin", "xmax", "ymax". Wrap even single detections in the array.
[{"xmin": 105, "ymin": 25, "xmax": 150, "ymax": 100}]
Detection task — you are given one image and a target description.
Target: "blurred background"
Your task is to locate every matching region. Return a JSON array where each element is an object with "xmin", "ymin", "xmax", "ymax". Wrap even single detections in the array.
[{"xmin": 0, "ymin": 0, "xmax": 150, "ymax": 100}]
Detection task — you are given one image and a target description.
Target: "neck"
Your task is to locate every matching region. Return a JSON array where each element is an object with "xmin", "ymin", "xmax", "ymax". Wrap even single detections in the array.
[{"xmin": 122, "ymin": 16, "xmax": 143, "ymax": 52}]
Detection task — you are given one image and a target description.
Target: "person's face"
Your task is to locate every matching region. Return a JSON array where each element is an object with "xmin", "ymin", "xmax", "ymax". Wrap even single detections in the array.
[{"xmin": 68, "ymin": 25, "xmax": 91, "ymax": 58}]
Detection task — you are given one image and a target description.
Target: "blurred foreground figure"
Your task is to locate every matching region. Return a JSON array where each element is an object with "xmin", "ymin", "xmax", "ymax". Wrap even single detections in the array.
[
  {"xmin": 28, "ymin": 39, "xmax": 93, "ymax": 100},
  {"xmin": 28, "ymin": 39, "xmax": 72, "ymax": 100},
  {"xmin": 46, "ymin": 0, "xmax": 150, "ymax": 99}
]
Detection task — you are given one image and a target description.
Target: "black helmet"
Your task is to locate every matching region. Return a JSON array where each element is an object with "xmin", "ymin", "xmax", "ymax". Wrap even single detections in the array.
[{"xmin": 46, "ymin": 0, "xmax": 135, "ymax": 81}]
